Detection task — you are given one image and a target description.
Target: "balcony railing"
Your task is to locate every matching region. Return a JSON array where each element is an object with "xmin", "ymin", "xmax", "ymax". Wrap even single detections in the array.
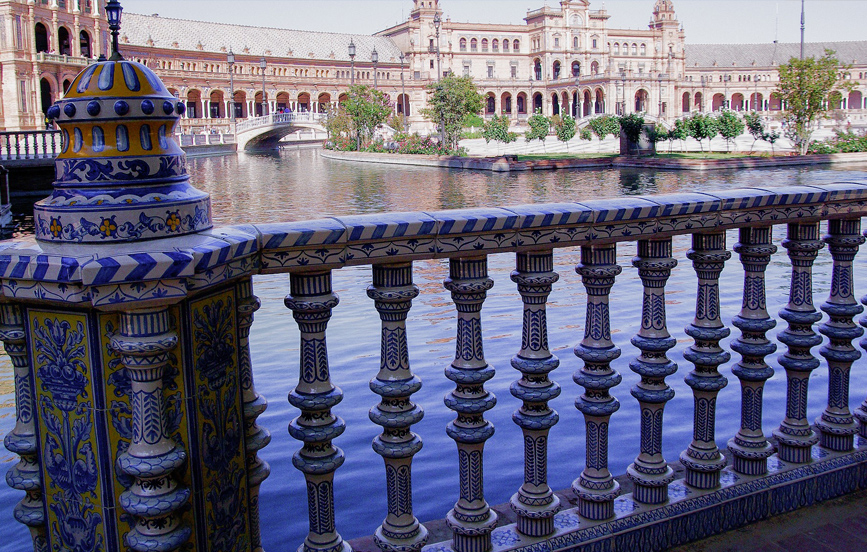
[
  {"xmin": 0, "ymin": 130, "xmax": 62, "ymax": 160},
  {"xmin": 35, "ymin": 52, "xmax": 94, "ymax": 66}
]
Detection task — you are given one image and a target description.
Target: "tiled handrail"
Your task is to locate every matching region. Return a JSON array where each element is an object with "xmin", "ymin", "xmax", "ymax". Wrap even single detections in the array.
[{"xmin": 0, "ymin": 130, "xmax": 62, "ymax": 160}]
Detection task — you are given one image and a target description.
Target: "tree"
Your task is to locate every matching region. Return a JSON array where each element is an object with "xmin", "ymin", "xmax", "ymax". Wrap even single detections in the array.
[
  {"xmin": 422, "ymin": 74, "xmax": 484, "ymax": 150},
  {"xmin": 588, "ymin": 115, "xmax": 621, "ymax": 141},
  {"xmin": 668, "ymin": 118, "xmax": 689, "ymax": 153},
  {"xmin": 482, "ymin": 114, "xmax": 517, "ymax": 155},
  {"xmin": 777, "ymin": 49, "xmax": 856, "ymax": 155},
  {"xmin": 743, "ymin": 111, "xmax": 765, "ymax": 152},
  {"xmin": 343, "ymin": 84, "xmax": 393, "ymax": 149},
  {"xmin": 324, "ymin": 107, "xmax": 354, "ymax": 145},
  {"xmin": 618, "ymin": 113, "xmax": 645, "ymax": 145},
  {"xmin": 687, "ymin": 112, "xmax": 718, "ymax": 152},
  {"xmin": 715, "ymin": 109, "xmax": 745, "ymax": 152},
  {"xmin": 579, "ymin": 126, "xmax": 594, "ymax": 142},
  {"xmin": 762, "ymin": 129, "xmax": 781, "ymax": 155},
  {"xmin": 554, "ymin": 114, "xmax": 577, "ymax": 151},
  {"xmin": 525, "ymin": 110, "xmax": 551, "ymax": 152}
]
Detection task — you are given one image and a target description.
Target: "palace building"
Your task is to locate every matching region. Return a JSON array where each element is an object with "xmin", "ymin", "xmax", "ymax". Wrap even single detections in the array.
[{"xmin": 2, "ymin": 0, "xmax": 866, "ymax": 133}]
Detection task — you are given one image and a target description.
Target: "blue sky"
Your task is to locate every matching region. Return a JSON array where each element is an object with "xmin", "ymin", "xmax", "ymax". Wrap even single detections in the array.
[{"xmin": 121, "ymin": 1, "xmax": 866, "ymax": 44}]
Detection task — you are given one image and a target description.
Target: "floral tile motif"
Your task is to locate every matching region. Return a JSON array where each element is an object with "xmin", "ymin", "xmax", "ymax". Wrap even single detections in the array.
[
  {"xmin": 422, "ymin": 544, "xmax": 453, "ymax": 552},
  {"xmin": 434, "ymin": 207, "xmax": 521, "ymax": 255},
  {"xmin": 259, "ymin": 219, "xmax": 347, "ymax": 271},
  {"xmin": 812, "ymin": 447, "xmax": 831, "ymax": 460},
  {"xmin": 668, "ymin": 481, "xmax": 693, "ymax": 501},
  {"xmin": 491, "ymin": 527, "xmax": 521, "ymax": 547},
  {"xmin": 767, "ymin": 456, "xmax": 785, "ymax": 472},
  {"xmin": 720, "ymin": 470, "xmax": 741, "ymax": 487},
  {"xmin": 614, "ymin": 497, "xmax": 639, "ymax": 516},
  {"xmin": 580, "ymin": 197, "xmax": 660, "ymax": 240},
  {"xmin": 337, "ymin": 211, "xmax": 438, "ymax": 263},
  {"xmin": 553, "ymin": 512, "xmax": 581, "ymax": 530},
  {"xmin": 509, "ymin": 203, "xmax": 594, "ymax": 248}
]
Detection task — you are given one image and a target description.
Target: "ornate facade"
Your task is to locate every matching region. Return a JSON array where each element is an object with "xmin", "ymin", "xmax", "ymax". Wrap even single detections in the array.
[{"xmin": 2, "ymin": 0, "xmax": 866, "ymax": 133}]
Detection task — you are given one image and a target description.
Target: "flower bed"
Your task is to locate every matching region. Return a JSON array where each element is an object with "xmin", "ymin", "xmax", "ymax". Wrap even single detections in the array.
[{"xmin": 325, "ymin": 134, "xmax": 467, "ymax": 156}]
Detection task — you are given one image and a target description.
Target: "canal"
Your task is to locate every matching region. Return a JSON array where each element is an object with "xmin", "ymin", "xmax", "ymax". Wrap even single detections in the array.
[{"xmin": 2, "ymin": 149, "xmax": 867, "ymax": 550}]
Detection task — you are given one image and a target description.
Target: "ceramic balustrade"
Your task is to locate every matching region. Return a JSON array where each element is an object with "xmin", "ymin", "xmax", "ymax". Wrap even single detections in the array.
[{"xmin": 6, "ymin": 184, "xmax": 867, "ymax": 552}]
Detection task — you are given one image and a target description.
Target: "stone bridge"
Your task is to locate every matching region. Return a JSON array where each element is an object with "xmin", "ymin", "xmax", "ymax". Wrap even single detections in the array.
[{"xmin": 234, "ymin": 112, "xmax": 327, "ymax": 151}]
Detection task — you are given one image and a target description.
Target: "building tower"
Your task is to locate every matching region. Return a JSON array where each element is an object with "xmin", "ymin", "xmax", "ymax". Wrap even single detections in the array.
[{"xmin": 651, "ymin": 0, "xmax": 679, "ymax": 30}]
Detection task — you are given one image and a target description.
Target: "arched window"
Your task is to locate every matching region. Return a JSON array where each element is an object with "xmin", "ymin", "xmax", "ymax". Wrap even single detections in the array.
[
  {"xmin": 613, "ymin": 43, "xmax": 620, "ymax": 55},
  {"xmin": 632, "ymin": 43, "xmax": 638, "ymax": 55},
  {"xmin": 552, "ymin": 61, "xmax": 561, "ymax": 80},
  {"xmin": 513, "ymin": 39, "xmax": 520, "ymax": 51},
  {"xmin": 503, "ymin": 39, "xmax": 510, "ymax": 52},
  {"xmin": 35, "ymin": 23, "xmax": 49, "ymax": 53},
  {"xmin": 573, "ymin": 36, "xmax": 579, "ymax": 50},
  {"xmin": 481, "ymin": 39, "xmax": 488, "ymax": 51},
  {"xmin": 460, "ymin": 38, "xmax": 467, "ymax": 51},
  {"xmin": 58, "ymin": 26, "xmax": 71, "ymax": 55},
  {"xmin": 79, "ymin": 30, "xmax": 91, "ymax": 57},
  {"xmin": 572, "ymin": 61, "xmax": 581, "ymax": 77},
  {"xmin": 492, "ymin": 39, "xmax": 499, "ymax": 52},
  {"xmin": 533, "ymin": 59, "xmax": 542, "ymax": 81},
  {"xmin": 471, "ymin": 38, "xmax": 478, "ymax": 51},
  {"xmin": 640, "ymin": 43, "xmax": 646, "ymax": 56},
  {"xmin": 591, "ymin": 61, "xmax": 599, "ymax": 75}
]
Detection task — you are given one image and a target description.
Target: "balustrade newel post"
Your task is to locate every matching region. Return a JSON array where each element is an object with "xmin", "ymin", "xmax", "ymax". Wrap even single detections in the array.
[
  {"xmin": 680, "ymin": 232, "xmax": 730, "ymax": 490},
  {"xmin": 729, "ymin": 227, "xmax": 777, "ymax": 475},
  {"xmin": 367, "ymin": 263, "xmax": 428, "ymax": 552},
  {"xmin": 443, "ymin": 256, "xmax": 498, "ymax": 552},
  {"xmin": 573, "ymin": 244, "xmax": 622, "ymax": 520},
  {"xmin": 1, "ymin": 304, "xmax": 48, "ymax": 552},
  {"xmin": 815, "ymin": 219, "xmax": 865, "ymax": 452},
  {"xmin": 111, "ymin": 308, "xmax": 191, "ymax": 552},
  {"xmin": 237, "ymin": 279, "xmax": 271, "ymax": 552},
  {"xmin": 774, "ymin": 223, "xmax": 824, "ymax": 463},
  {"xmin": 509, "ymin": 251, "xmax": 561, "ymax": 536},
  {"xmin": 626, "ymin": 239, "xmax": 677, "ymax": 504},
  {"xmin": 285, "ymin": 270, "xmax": 351, "ymax": 552},
  {"xmin": 857, "ymin": 226, "xmax": 867, "ymax": 438}
]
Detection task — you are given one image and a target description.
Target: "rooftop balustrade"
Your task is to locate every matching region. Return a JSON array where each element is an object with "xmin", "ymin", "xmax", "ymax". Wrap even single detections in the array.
[{"xmin": 5, "ymin": 182, "xmax": 867, "ymax": 552}]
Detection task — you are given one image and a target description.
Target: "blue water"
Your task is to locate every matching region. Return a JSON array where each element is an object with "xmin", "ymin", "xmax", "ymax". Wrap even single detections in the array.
[{"xmin": 2, "ymin": 150, "xmax": 867, "ymax": 550}]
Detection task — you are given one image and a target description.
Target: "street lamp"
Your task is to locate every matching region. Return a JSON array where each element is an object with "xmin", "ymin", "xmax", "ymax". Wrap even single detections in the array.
[
  {"xmin": 260, "ymin": 56, "xmax": 267, "ymax": 117},
  {"xmin": 227, "ymin": 49, "xmax": 235, "ymax": 122},
  {"xmin": 349, "ymin": 39, "xmax": 356, "ymax": 85},
  {"xmin": 399, "ymin": 51, "xmax": 407, "ymax": 129},
  {"xmin": 105, "ymin": 0, "xmax": 124, "ymax": 61},
  {"xmin": 754, "ymin": 75, "xmax": 761, "ymax": 111},
  {"xmin": 371, "ymin": 48, "xmax": 379, "ymax": 90},
  {"xmin": 658, "ymin": 73, "xmax": 664, "ymax": 118},
  {"xmin": 574, "ymin": 69, "xmax": 581, "ymax": 118},
  {"xmin": 433, "ymin": 12, "xmax": 441, "ymax": 82},
  {"xmin": 723, "ymin": 74, "xmax": 731, "ymax": 110},
  {"xmin": 700, "ymin": 75, "xmax": 708, "ymax": 112},
  {"xmin": 529, "ymin": 76, "xmax": 534, "ymax": 114},
  {"xmin": 618, "ymin": 70, "xmax": 626, "ymax": 115}
]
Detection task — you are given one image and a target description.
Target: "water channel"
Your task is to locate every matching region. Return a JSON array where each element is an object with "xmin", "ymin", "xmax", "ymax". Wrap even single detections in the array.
[{"xmin": 2, "ymin": 149, "xmax": 867, "ymax": 550}]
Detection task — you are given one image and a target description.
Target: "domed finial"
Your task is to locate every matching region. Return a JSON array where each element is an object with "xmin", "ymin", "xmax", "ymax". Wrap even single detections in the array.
[{"xmin": 105, "ymin": 0, "xmax": 124, "ymax": 61}]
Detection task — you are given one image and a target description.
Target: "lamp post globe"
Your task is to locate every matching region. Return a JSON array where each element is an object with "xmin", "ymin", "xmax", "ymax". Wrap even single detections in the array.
[
  {"xmin": 105, "ymin": 0, "xmax": 124, "ymax": 60},
  {"xmin": 433, "ymin": 12, "xmax": 442, "ymax": 82}
]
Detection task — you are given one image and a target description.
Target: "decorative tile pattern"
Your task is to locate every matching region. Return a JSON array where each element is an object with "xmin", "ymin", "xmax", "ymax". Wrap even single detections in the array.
[{"xmin": 338, "ymin": 212, "xmax": 438, "ymax": 264}]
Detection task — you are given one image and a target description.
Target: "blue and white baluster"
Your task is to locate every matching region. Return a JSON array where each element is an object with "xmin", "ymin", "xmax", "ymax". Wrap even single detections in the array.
[
  {"xmin": 679, "ymin": 232, "xmax": 730, "ymax": 490},
  {"xmin": 285, "ymin": 271, "xmax": 351, "ymax": 552},
  {"xmin": 367, "ymin": 263, "xmax": 428, "ymax": 552},
  {"xmin": 774, "ymin": 223, "xmax": 824, "ymax": 463},
  {"xmin": 443, "ymin": 256, "xmax": 498, "ymax": 552},
  {"xmin": 112, "ymin": 308, "xmax": 191, "ymax": 552},
  {"xmin": 509, "ymin": 251, "xmax": 561, "ymax": 537},
  {"xmin": 815, "ymin": 219, "xmax": 865, "ymax": 452},
  {"xmin": 573, "ymin": 244, "xmax": 622, "ymax": 520},
  {"xmin": 237, "ymin": 279, "xmax": 272, "ymax": 552},
  {"xmin": 626, "ymin": 239, "xmax": 677, "ymax": 505},
  {"xmin": 857, "ymin": 225, "xmax": 867, "ymax": 440},
  {"xmin": 1, "ymin": 304, "xmax": 48, "ymax": 552},
  {"xmin": 728, "ymin": 227, "xmax": 777, "ymax": 475}
]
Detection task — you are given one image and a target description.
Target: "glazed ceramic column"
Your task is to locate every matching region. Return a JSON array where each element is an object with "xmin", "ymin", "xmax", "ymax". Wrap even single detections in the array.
[
  {"xmin": 815, "ymin": 219, "xmax": 865, "ymax": 452},
  {"xmin": 857, "ymin": 225, "xmax": 867, "ymax": 438},
  {"xmin": 285, "ymin": 270, "xmax": 351, "ymax": 552},
  {"xmin": 112, "ymin": 308, "xmax": 191, "ymax": 552},
  {"xmin": 443, "ymin": 256, "xmax": 498, "ymax": 552},
  {"xmin": 679, "ymin": 232, "xmax": 730, "ymax": 490},
  {"xmin": 1, "ymin": 304, "xmax": 48, "ymax": 552},
  {"xmin": 626, "ymin": 239, "xmax": 677, "ymax": 505},
  {"xmin": 573, "ymin": 243, "xmax": 622, "ymax": 520},
  {"xmin": 367, "ymin": 263, "xmax": 428, "ymax": 552},
  {"xmin": 774, "ymin": 223, "xmax": 824, "ymax": 463},
  {"xmin": 237, "ymin": 279, "xmax": 271, "ymax": 552},
  {"xmin": 508, "ymin": 251, "xmax": 561, "ymax": 537},
  {"xmin": 728, "ymin": 227, "xmax": 777, "ymax": 476}
]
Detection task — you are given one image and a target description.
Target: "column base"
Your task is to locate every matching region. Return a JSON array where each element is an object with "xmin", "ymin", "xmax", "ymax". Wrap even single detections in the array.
[
  {"xmin": 816, "ymin": 416, "xmax": 858, "ymax": 452},
  {"xmin": 300, "ymin": 539, "xmax": 352, "ymax": 552},
  {"xmin": 680, "ymin": 450, "xmax": 726, "ymax": 490},
  {"xmin": 374, "ymin": 523, "xmax": 429, "ymax": 552},
  {"xmin": 447, "ymin": 509, "xmax": 497, "ymax": 552},
  {"xmin": 729, "ymin": 439, "xmax": 774, "ymax": 476},
  {"xmin": 572, "ymin": 478, "xmax": 620, "ymax": 521},
  {"xmin": 773, "ymin": 428, "xmax": 819, "ymax": 464},
  {"xmin": 510, "ymin": 492, "xmax": 560, "ymax": 537},
  {"xmin": 855, "ymin": 405, "xmax": 867, "ymax": 438},
  {"xmin": 626, "ymin": 464, "xmax": 675, "ymax": 505}
]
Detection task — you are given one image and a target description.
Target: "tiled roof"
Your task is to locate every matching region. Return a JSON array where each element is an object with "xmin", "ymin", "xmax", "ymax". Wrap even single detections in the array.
[
  {"xmin": 122, "ymin": 13, "xmax": 404, "ymax": 63},
  {"xmin": 685, "ymin": 41, "xmax": 867, "ymax": 68}
]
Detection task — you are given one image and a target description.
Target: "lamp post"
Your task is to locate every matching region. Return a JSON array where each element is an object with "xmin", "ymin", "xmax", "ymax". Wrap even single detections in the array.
[
  {"xmin": 800, "ymin": 0, "xmax": 806, "ymax": 60},
  {"xmin": 260, "ymin": 56, "xmax": 267, "ymax": 116},
  {"xmin": 399, "ymin": 51, "xmax": 406, "ymax": 129},
  {"xmin": 754, "ymin": 75, "xmax": 761, "ymax": 112},
  {"xmin": 228, "ymin": 49, "xmax": 235, "ymax": 122},
  {"xmin": 529, "ymin": 76, "xmax": 534, "ymax": 114},
  {"xmin": 619, "ymin": 70, "xmax": 626, "ymax": 115},
  {"xmin": 372, "ymin": 48, "xmax": 379, "ymax": 90},
  {"xmin": 723, "ymin": 74, "xmax": 731, "ymax": 110},
  {"xmin": 700, "ymin": 75, "xmax": 707, "ymax": 112},
  {"xmin": 105, "ymin": 0, "xmax": 123, "ymax": 61},
  {"xmin": 575, "ymin": 70, "xmax": 581, "ymax": 118},
  {"xmin": 349, "ymin": 39, "xmax": 356, "ymax": 85},
  {"xmin": 658, "ymin": 73, "xmax": 664, "ymax": 119},
  {"xmin": 434, "ymin": 12, "xmax": 441, "ymax": 82}
]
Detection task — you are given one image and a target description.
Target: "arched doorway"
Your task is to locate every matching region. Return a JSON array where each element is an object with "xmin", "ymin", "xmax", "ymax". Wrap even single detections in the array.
[
  {"xmin": 750, "ymin": 92, "xmax": 764, "ymax": 111},
  {"xmin": 682, "ymin": 92, "xmax": 690, "ymax": 113},
  {"xmin": 534, "ymin": 59, "xmax": 542, "ymax": 81},
  {"xmin": 595, "ymin": 89, "xmax": 604, "ymax": 114},
  {"xmin": 338, "ymin": 93, "xmax": 350, "ymax": 110},
  {"xmin": 62, "ymin": 79, "xmax": 71, "ymax": 94},
  {"xmin": 769, "ymin": 93, "xmax": 782, "ymax": 111},
  {"xmin": 634, "ymin": 89, "xmax": 648, "ymax": 112},
  {"xmin": 276, "ymin": 92, "xmax": 291, "ymax": 112},
  {"xmin": 186, "ymin": 89, "xmax": 201, "ymax": 119},
  {"xmin": 40, "ymin": 78, "xmax": 53, "ymax": 117},
  {"xmin": 695, "ymin": 92, "xmax": 703, "ymax": 111},
  {"xmin": 552, "ymin": 93, "xmax": 560, "ymax": 115},
  {"xmin": 584, "ymin": 90, "xmax": 592, "ymax": 116},
  {"xmin": 233, "ymin": 91, "xmax": 247, "ymax": 118},
  {"xmin": 79, "ymin": 30, "xmax": 91, "ymax": 58},
  {"xmin": 209, "ymin": 90, "xmax": 224, "ymax": 118},
  {"xmin": 572, "ymin": 91, "xmax": 578, "ymax": 117},
  {"xmin": 516, "ymin": 93, "xmax": 527, "ymax": 115},
  {"xmin": 712, "ymin": 93, "xmax": 725, "ymax": 111},
  {"xmin": 396, "ymin": 94, "xmax": 410, "ymax": 116},
  {"xmin": 58, "ymin": 27, "xmax": 71, "ymax": 56},
  {"xmin": 318, "ymin": 93, "xmax": 332, "ymax": 113},
  {"xmin": 533, "ymin": 92, "xmax": 543, "ymax": 114},
  {"xmin": 849, "ymin": 91, "xmax": 863, "ymax": 111},
  {"xmin": 501, "ymin": 92, "xmax": 512, "ymax": 115},
  {"xmin": 35, "ymin": 23, "xmax": 49, "ymax": 53},
  {"xmin": 254, "ymin": 92, "xmax": 266, "ymax": 116},
  {"xmin": 297, "ymin": 93, "xmax": 311, "ymax": 112},
  {"xmin": 486, "ymin": 93, "xmax": 496, "ymax": 115},
  {"xmin": 731, "ymin": 93, "xmax": 745, "ymax": 111}
]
